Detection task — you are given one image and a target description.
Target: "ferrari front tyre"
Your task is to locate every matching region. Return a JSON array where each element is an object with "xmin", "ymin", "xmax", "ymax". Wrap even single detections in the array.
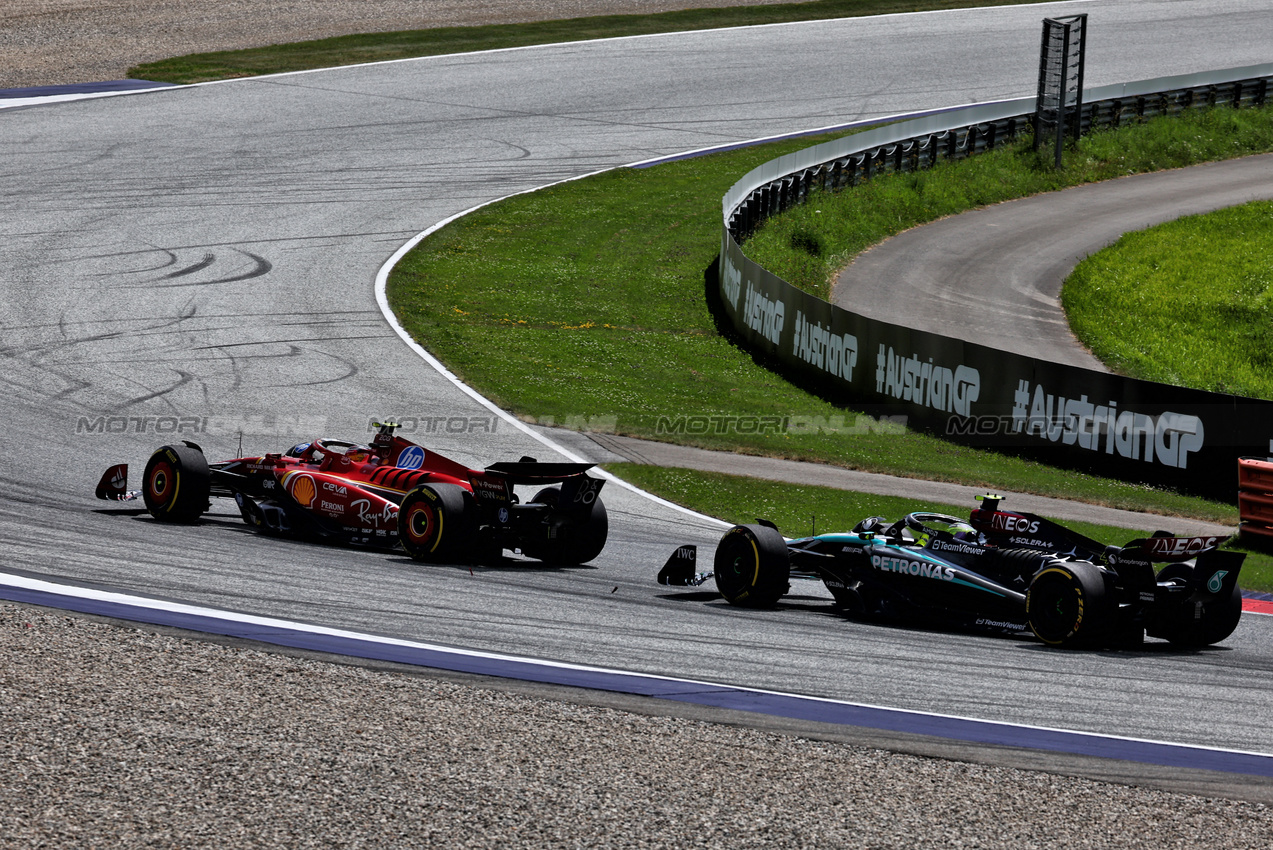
[
  {"xmin": 1025, "ymin": 559, "xmax": 1109, "ymax": 648},
  {"xmin": 713, "ymin": 524, "xmax": 790, "ymax": 608},
  {"xmin": 397, "ymin": 483, "xmax": 474, "ymax": 563},
  {"xmin": 142, "ymin": 444, "xmax": 210, "ymax": 523},
  {"xmin": 528, "ymin": 486, "xmax": 609, "ymax": 565}
]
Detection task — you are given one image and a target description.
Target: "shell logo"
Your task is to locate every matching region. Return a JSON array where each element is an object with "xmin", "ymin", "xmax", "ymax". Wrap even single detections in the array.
[{"xmin": 290, "ymin": 474, "xmax": 317, "ymax": 508}]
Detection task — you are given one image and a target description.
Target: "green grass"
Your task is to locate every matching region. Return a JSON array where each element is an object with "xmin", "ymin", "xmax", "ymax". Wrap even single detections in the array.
[
  {"xmin": 744, "ymin": 107, "xmax": 1273, "ymax": 299},
  {"xmin": 1063, "ymin": 200, "xmax": 1273, "ymax": 399},
  {"xmin": 129, "ymin": 0, "xmax": 1054, "ymax": 84},
  {"xmin": 609, "ymin": 464, "xmax": 1273, "ymax": 592},
  {"xmin": 386, "ymin": 112, "xmax": 1271, "ymax": 523},
  {"xmin": 610, "ymin": 463, "xmax": 1159, "ymax": 542}
]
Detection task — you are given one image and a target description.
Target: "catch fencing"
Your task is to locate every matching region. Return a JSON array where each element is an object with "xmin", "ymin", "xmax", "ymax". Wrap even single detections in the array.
[{"xmin": 717, "ymin": 64, "xmax": 1273, "ymax": 501}]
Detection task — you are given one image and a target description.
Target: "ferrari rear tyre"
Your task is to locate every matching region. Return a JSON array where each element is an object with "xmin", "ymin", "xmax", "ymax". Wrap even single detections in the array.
[
  {"xmin": 1026, "ymin": 559, "xmax": 1109, "ymax": 647},
  {"xmin": 142, "ymin": 444, "xmax": 210, "ymax": 523},
  {"xmin": 713, "ymin": 524, "xmax": 790, "ymax": 608},
  {"xmin": 529, "ymin": 486, "xmax": 608, "ymax": 565},
  {"xmin": 398, "ymin": 483, "xmax": 474, "ymax": 563}
]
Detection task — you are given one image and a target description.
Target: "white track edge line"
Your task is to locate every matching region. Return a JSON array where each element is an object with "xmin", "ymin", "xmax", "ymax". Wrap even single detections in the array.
[{"xmin": 6, "ymin": 568, "xmax": 1269, "ymax": 762}]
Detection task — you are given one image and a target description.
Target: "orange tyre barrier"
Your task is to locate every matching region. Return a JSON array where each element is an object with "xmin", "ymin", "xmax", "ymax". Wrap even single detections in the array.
[{"xmin": 1238, "ymin": 457, "xmax": 1273, "ymax": 539}]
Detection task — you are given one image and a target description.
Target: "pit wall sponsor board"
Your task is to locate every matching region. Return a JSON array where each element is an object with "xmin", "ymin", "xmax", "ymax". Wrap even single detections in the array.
[{"xmin": 716, "ymin": 234, "xmax": 1273, "ymax": 501}]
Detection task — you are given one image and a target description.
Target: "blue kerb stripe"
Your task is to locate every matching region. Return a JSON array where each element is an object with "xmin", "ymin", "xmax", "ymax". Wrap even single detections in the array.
[
  {"xmin": 0, "ymin": 80, "xmax": 175, "ymax": 98},
  {"xmin": 5, "ymin": 580, "xmax": 1273, "ymax": 779}
]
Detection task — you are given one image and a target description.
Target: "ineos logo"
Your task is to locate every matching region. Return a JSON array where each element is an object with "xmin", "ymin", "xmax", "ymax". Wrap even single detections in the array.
[
  {"xmin": 992, "ymin": 513, "xmax": 1040, "ymax": 534},
  {"xmin": 1144, "ymin": 536, "xmax": 1221, "ymax": 558}
]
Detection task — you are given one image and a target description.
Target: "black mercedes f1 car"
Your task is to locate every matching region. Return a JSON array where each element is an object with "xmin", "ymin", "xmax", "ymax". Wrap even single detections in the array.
[{"xmin": 659, "ymin": 495, "xmax": 1243, "ymax": 648}]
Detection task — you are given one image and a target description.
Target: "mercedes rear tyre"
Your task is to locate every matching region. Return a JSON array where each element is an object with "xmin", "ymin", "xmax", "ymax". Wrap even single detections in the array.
[
  {"xmin": 1026, "ymin": 559, "xmax": 1110, "ymax": 648},
  {"xmin": 713, "ymin": 524, "xmax": 790, "ymax": 608},
  {"xmin": 1155, "ymin": 563, "xmax": 1242, "ymax": 647},
  {"xmin": 142, "ymin": 444, "xmax": 210, "ymax": 523},
  {"xmin": 398, "ymin": 483, "xmax": 474, "ymax": 563},
  {"xmin": 995, "ymin": 548, "xmax": 1051, "ymax": 575}
]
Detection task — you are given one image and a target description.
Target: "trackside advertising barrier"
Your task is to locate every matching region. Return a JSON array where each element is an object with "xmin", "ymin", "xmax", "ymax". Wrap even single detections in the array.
[{"xmin": 719, "ymin": 65, "xmax": 1273, "ymax": 502}]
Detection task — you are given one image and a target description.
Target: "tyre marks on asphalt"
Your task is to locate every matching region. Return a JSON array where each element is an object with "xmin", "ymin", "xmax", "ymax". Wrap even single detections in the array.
[
  {"xmin": 155, "ymin": 249, "xmax": 272, "ymax": 287},
  {"xmin": 4, "ymin": 235, "xmax": 399, "ymax": 421}
]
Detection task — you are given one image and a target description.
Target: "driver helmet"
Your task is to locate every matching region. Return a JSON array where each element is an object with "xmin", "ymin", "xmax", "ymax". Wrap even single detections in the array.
[
  {"xmin": 950, "ymin": 522, "xmax": 982, "ymax": 543},
  {"xmin": 344, "ymin": 445, "xmax": 373, "ymax": 463},
  {"xmin": 286, "ymin": 442, "xmax": 312, "ymax": 458}
]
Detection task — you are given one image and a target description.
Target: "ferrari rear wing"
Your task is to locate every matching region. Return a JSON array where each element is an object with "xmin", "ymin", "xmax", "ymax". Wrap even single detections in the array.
[{"xmin": 485, "ymin": 460, "xmax": 596, "ymax": 483}]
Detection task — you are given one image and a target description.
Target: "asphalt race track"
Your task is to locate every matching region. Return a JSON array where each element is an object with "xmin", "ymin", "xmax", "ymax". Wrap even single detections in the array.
[
  {"xmin": 5, "ymin": 0, "xmax": 1273, "ymax": 789},
  {"xmin": 834, "ymin": 153, "xmax": 1273, "ymax": 370}
]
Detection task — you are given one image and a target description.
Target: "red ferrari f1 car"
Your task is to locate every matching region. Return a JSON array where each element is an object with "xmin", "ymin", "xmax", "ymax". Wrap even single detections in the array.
[{"xmin": 96, "ymin": 422, "xmax": 608, "ymax": 565}]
